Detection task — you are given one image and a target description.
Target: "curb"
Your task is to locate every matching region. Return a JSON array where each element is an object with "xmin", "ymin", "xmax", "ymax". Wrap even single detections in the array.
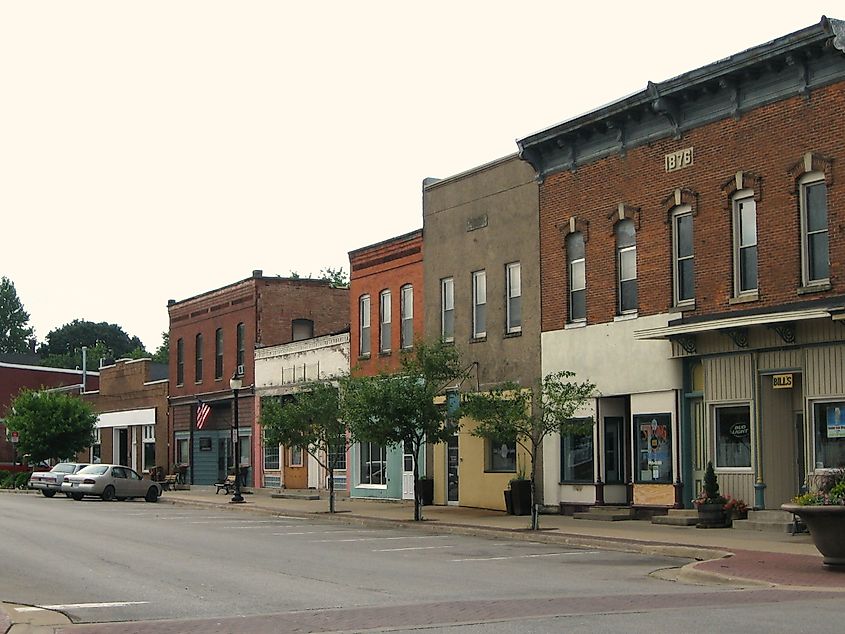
[
  {"xmin": 1, "ymin": 602, "xmax": 73, "ymax": 634},
  {"xmin": 163, "ymin": 496, "xmax": 731, "ymax": 563}
]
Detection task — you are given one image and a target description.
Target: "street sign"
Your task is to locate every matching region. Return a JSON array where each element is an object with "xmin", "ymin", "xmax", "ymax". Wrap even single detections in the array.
[{"xmin": 10, "ymin": 431, "xmax": 19, "ymax": 444}]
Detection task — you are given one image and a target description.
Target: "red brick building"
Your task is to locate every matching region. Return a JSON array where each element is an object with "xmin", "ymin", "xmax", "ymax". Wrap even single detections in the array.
[
  {"xmin": 518, "ymin": 17, "xmax": 845, "ymax": 513},
  {"xmin": 348, "ymin": 229, "xmax": 423, "ymax": 500},
  {"xmin": 0, "ymin": 356, "xmax": 99, "ymax": 467},
  {"xmin": 168, "ymin": 271, "xmax": 348, "ymax": 486}
]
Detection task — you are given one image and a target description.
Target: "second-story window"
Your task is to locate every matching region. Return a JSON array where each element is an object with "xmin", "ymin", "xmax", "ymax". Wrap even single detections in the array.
[
  {"xmin": 672, "ymin": 207, "xmax": 695, "ymax": 305},
  {"xmin": 176, "ymin": 337, "xmax": 184, "ymax": 385},
  {"xmin": 566, "ymin": 232, "xmax": 586, "ymax": 322},
  {"xmin": 292, "ymin": 318, "xmax": 314, "ymax": 341},
  {"xmin": 379, "ymin": 290, "xmax": 391, "ymax": 353},
  {"xmin": 236, "ymin": 322, "xmax": 245, "ymax": 370},
  {"xmin": 441, "ymin": 277, "xmax": 454, "ymax": 343},
  {"xmin": 400, "ymin": 284, "xmax": 413, "ymax": 349},
  {"xmin": 359, "ymin": 295, "xmax": 371, "ymax": 357},
  {"xmin": 733, "ymin": 193, "xmax": 757, "ymax": 295},
  {"xmin": 506, "ymin": 262, "xmax": 521, "ymax": 333},
  {"xmin": 472, "ymin": 270, "xmax": 486, "ymax": 339},
  {"xmin": 616, "ymin": 219, "xmax": 637, "ymax": 314},
  {"xmin": 800, "ymin": 175, "xmax": 829, "ymax": 285},
  {"xmin": 195, "ymin": 333, "xmax": 203, "ymax": 382},
  {"xmin": 215, "ymin": 328, "xmax": 223, "ymax": 379}
]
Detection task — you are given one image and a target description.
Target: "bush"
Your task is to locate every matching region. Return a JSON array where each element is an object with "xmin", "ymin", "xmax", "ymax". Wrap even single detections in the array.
[
  {"xmin": 15, "ymin": 472, "xmax": 31, "ymax": 489},
  {"xmin": 0, "ymin": 473, "xmax": 15, "ymax": 489}
]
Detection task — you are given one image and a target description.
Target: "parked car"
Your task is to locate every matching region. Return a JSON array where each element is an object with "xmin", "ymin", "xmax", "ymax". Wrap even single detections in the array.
[
  {"xmin": 29, "ymin": 462, "xmax": 90, "ymax": 497},
  {"xmin": 61, "ymin": 464, "xmax": 162, "ymax": 502}
]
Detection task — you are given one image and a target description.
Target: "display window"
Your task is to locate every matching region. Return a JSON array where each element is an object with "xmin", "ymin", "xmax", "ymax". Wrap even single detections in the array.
[{"xmin": 635, "ymin": 413, "xmax": 672, "ymax": 483}]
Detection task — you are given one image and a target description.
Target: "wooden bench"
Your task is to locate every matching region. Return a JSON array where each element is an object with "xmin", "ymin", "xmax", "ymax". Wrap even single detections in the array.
[
  {"xmin": 160, "ymin": 474, "xmax": 178, "ymax": 491},
  {"xmin": 216, "ymin": 475, "xmax": 237, "ymax": 495}
]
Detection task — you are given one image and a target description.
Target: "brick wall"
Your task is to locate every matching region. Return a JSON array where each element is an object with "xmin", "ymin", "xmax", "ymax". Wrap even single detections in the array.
[{"xmin": 540, "ymin": 82, "xmax": 845, "ymax": 332}]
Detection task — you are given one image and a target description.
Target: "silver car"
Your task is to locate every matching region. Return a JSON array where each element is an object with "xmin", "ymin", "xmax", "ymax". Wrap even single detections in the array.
[
  {"xmin": 29, "ymin": 462, "xmax": 89, "ymax": 497},
  {"xmin": 61, "ymin": 464, "xmax": 162, "ymax": 502}
]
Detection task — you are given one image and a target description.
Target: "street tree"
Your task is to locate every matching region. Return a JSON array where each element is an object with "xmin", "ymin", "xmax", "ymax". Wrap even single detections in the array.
[
  {"xmin": 460, "ymin": 371, "xmax": 596, "ymax": 530},
  {"xmin": 39, "ymin": 320, "xmax": 147, "ymax": 370},
  {"xmin": 0, "ymin": 276, "xmax": 34, "ymax": 354},
  {"xmin": 341, "ymin": 340, "xmax": 463, "ymax": 521},
  {"xmin": 4, "ymin": 389, "xmax": 97, "ymax": 464},
  {"xmin": 151, "ymin": 332, "xmax": 169, "ymax": 364},
  {"xmin": 318, "ymin": 267, "xmax": 349, "ymax": 288},
  {"xmin": 260, "ymin": 383, "xmax": 346, "ymax": 512}
]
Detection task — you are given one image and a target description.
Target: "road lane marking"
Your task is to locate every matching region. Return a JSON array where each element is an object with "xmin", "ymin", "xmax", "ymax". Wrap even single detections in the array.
[
  {"xmin": 374, "ymin": 545, "xmax": 454, "ymax": 552},
  {"xmin": 273, "ymin": 529, "xmax": 378, "ymax": 536},
  {"xmin": 450, "ymin": 551, "xmax": 600, "ymax": 562},
  {"xmin": 312, "ymin": 535, "xmax": 446, "ymax": 543},
  {"xmin": 16, "ymin": 602, "xmax": 150, "ymax": 612},
  {"xmin": 189, "ymin": 519, "xmax": 292, "ymax": 524}
]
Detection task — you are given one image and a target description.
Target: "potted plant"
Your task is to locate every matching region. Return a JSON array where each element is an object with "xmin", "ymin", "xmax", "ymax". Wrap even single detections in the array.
[
  {"xmin": 694, "ymin": 462, "xmax": 730, "ymax": 528},
  {"xmin": 508, "ymin": 461, "xmax": 532, "ymax": 516},
  {"xmin": 782, "ymin": 469, "xmax": 845, "ymax": 566},
  {"xmin": 723, "ymin": 494, "xmax": 748, "ymax": 520},
  {"xmin": 418, "ymin": 477, "xmax": 434, "ymax": 506}
]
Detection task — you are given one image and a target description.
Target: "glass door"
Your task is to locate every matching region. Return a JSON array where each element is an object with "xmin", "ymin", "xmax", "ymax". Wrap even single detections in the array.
[
  {"xmin": 604, "ymin": 417, "xmax": 623, "ymax": 483},
  {"xmin": 447, "ymin": 434, "xmax": 459, "ymax": 504}
]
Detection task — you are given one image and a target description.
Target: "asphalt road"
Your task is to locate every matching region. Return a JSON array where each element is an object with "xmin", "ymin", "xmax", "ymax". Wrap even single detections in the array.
[{"xmin": 1, "ymin": 494, "xmax": 843, "ymax": 633}]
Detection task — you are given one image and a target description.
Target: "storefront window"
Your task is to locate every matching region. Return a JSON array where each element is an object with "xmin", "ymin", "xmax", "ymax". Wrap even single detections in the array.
[
  {"xmin": 814, "ymin": 401, "xmax": 845, "ymax": 469},
  {"xmin": 359, "ymin": 442, "xmax": 386, "ymax": 485},
  {"xmin": 488, "ymin": 438, "xmax": 516, "ymax": 472},
  {"xmin": 635, "ymin": 413, "xmax": 672, "ymax": 483},
  {"xmin": 561, "ymin": 431, "xmax": 594, "ymax": 482},
  {"xmin": 176, "ymin": 437, "xmax": 189, "ymax": 465},
  {"xmin": 714, "ymin": 406, "xmax": 751, "ymax": 468}
]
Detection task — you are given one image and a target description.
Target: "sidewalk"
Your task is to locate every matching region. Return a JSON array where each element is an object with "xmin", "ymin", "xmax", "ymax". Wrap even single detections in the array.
[{"xmin": 162, "ymin": 486, "xmax": 845, "ymax": 590}]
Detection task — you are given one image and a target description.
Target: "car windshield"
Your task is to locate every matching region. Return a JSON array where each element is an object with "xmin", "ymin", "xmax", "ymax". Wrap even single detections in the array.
[
  {"xmin": 77, "ymin": 465, "xmax": 109, "ymax": 475},
  {"xmin": 53, "ymin": 464, "xmax": 77, "ymax": 473}
]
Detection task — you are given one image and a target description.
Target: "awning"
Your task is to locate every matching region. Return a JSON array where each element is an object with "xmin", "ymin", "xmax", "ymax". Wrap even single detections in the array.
[{"xmin": 96, "ymin": 408, "xmax": 156, "ymax": 429}]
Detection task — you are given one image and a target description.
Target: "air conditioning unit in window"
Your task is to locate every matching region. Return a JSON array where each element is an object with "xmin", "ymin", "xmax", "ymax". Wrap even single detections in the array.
[{"xmin": 237, "ymin": 364, "xmax": 245, "ymax": 377}]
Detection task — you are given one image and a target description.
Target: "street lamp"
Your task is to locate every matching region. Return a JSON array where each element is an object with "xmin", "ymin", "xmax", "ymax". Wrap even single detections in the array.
[{"xmin": 230, "ymin": 371, "xmax": 245, "ymax": 503}]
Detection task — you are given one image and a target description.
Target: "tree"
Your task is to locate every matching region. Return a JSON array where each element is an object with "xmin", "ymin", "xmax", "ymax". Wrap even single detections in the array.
[
  {"xmin": 460, "ymin": 371, "xmax": 596, "ymax": 530},
  {"xmin": 151, "ymin": 332, "xmax": 169, "ymax": 364},
  {"xmin": 260, "ymin": 383, "xmax": 346, "ymax": 512},
  {"xmin": 341, "ymin": 340, "xmax": 463, "ymax": 521},
  {"xmin": 0, "ymin": 276, "xmax": 34, "ymax": 354},
  {"xmin": 4, "ymin": 389, "xmax": 97, "ymax": 464},
  {"xmin": 39, "ymin": 320, "xmax": 147, "ymax": 370},
  {"xmin": 318, "ymin": 267, "xmax": 349, "ymax": 288}
]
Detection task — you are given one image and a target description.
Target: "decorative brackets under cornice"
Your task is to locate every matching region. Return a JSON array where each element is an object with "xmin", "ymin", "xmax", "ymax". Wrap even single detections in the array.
[
  {"xmin": 672, "ymin": 335, "xmax": 697, "ymax": 355},
  {"xmin": 767, "ymin": 323, "xmax": 796, "ymax": 344},
  {"xmin": 723, "ymin": 328, "xmax": 749, "ymax": 348}
]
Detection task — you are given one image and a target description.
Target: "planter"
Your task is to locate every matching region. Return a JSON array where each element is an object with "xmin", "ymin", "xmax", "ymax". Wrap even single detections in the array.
[
  {"xmin": 503, "ymin": 489, "xmax": 514, "ymax": 515},
  {"xmin": 782, "ymin": 503, "xmax": 845, "ymax": 566},
  {"xmin": 696, "ymin": 502, "xmax": 731, "ymax": 528},
  {"xmin": 418, "ymin": 479, "xmax": 434, "ymax": 506},
  {"xmin": 509, "ymin": 480, "xmax": 532, "ymax": 516}
]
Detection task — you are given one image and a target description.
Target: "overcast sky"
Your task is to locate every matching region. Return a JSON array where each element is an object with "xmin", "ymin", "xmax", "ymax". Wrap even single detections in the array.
[{"xmin": 1, "ymin": 1, "xmax": 839, "ymax": 352}]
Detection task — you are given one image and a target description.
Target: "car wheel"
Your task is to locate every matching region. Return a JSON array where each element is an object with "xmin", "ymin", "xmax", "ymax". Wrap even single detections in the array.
[
  {"xmin": 65, "ymin": 493, "xmax": 72, "ymax": 498},
  {"xmin": 145, "ymin": 487, "xmax": 159, "ymax": 503},
  {"xmin": 41, "ymin": 490, "xmax": 56, "ymax": 498},
  {"xmin": 101, "ymin": 485, "xmax": 116, "ymax": 502},
  {"xmin": 71, "ymin": 493, "xmax": 84, "ymax": 501}
]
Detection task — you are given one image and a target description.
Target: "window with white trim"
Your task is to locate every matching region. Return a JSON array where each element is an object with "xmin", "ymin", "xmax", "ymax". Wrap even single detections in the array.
[
  {"xmin": 472, "ymin": 270, "xmax": 486, "ymax": 338},
  {"xmin": 289, "ymin": 446, "xmax": 304, "ymax": 467},
  {"xmin": 616, "ymin": 219, "xmax": 637, "ymax": 314},
  {"xmin": 142, "ymin": 424, "xmax": 156, "ymax": 471},
  {"xmin": 566, "ymin": 232, "xmax": 586, "ymax": 322},
  {"xmin": 176, "ymin": 338, "xmax": 184, "ymax": 385},
  {"xmin": 214, "ymin": 328, "xmax": 223, "ymax": 380},
  {"xmin": 359, "ymin": 441, "xmax": 386, "ymax": 485},
  {"xmin": 263, "ymin": 443, "xmax": 280, "ymax": 470},
  {"xmin": 672, "ymin": 207, "xmax": 695, "ymax": 305},
  {"xmin": 400, "ymin": 284, "xmax": 413, "ymax": 349},
  {"xmin": 91, "ymin": 428, "xmax": 102, "ymax": 463},
  {"xmin": 379, "ymin": 290, "xmax": 391, "ymax": 353},
  {"xmin": 733, "ymin": 193, "xmax": 758, "ymax": 295},
  {"xmin": 441, "ymin": 277, "xmax": 454, "ymax": 342},
  {"xmin": 813, "ymin": 400, "xmax": 845, "ymax": 469},
  {"xmin": 506, "ymin": 262, "xmax": 522, "ymax": 333},
  {"xmin": 236, "ymin": 322, "xmax": 246, "ymax": 369},
  {"xmin": 714, "ymin": 405, "xmax": 752, "ymax": 468},
  {"xmin": 359, "ymin": 295, "xmax": 371, "ymax": 357},
  {"xmin": 195, "ymin": 333, "xmax": 203, "ymax": 382},
  {"xmin": 800, "ymin": 174, "xmax": 829, "ymax": 285}
]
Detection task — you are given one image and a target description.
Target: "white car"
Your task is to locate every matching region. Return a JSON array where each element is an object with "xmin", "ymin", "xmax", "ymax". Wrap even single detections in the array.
[
  {"xmin": 61, "ymin": 464, "xmax": 162, "ymax": 502},
  {"xmin": 29, "ymin": 463, "xmax": 90, "ymax": 497}
]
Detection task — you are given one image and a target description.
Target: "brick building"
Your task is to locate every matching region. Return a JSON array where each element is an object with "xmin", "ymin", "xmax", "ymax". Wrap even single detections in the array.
[
  {"xmin": 348, "ymin": 229, "xmax": 423, "ymax": 500},
  {"xmin": 518, "ymin": 17, "xmax": 845, "ymax": 513},
  {"xmin": 1, "ymin": 356, "xmax": 98, "ymax": 467},
  {"xmin": 80, "ymin": 358, "xmax": 168, "ymax": 474},
  {"xmin": 168, "ymin": 271, "xmax": 348, "ymax": 486}
]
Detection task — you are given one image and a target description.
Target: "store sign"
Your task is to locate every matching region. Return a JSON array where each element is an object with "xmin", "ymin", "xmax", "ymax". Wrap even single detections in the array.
[
  {"xmin": 772, "ymin": 373, "xmax": 793, "ymax": 389},
  {"xmin": 729, "ymin": 423, "xmax": 749, "ymax": 438},
  {"xmin": 665, "ymin": 147, "xmax": 693, "ymax": 172},
  {"xmin": 828, "ymin": 406, "xmax": 845, "ymax": 439},
  {"xmin": 10, "ymin": 431, "xmax": 19, "ymax": 444}
]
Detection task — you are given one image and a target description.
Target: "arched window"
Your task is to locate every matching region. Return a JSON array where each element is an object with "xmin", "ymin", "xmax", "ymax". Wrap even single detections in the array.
[
  {"xmin": 671, "ymin": 206, "xmax": 695, "ymax": 305},
  {"xmin": 566, "ymin": 232, "xmax": 586, "ymax": 322},
  {"xmin": 400, "ymin": 284, "xmax": 413, "ymax": 349},
  {"xmin": 379, "ymin": 290, "xmax": 391, "ymax": 353},
  {"xmin": 358, "ymin": 295, "xmax": 371, "ymax": 357},
  {"xmin": 799, "ymin": 173, "xmax": 829, "ymax": 285},
  {"xmin": 214, "ymin": 328, "xmax": 223, "ymax": 379},
  {"xmin": 616, "ymin": 219, "xmax": 637, "ymax": 314},
  {"xmin": 194, "ymin": 333, "xmax": 203, "ymax": 382}
]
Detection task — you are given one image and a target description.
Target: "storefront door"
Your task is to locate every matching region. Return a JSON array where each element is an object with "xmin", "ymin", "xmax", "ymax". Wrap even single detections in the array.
[
  {"xmin": 604, "ymin": 417, "xmax": 624, "ymax": 483},
  {"xmin": 447, "ymin": 434, "xmax": 459, "ymax": 505},
  {"xmin": 760, "ymin": 373, "xmax": 802, "ymax": 508},
  {"xmin": 402, "ymin": 441, "xmax": 415, "ymax": 500}
]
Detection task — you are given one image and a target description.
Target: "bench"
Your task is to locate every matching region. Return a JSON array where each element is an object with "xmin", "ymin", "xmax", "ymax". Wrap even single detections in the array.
[
  {"xmin": 160, "ymin": 474, "xmax": 178, "ymax": 491},
  {"xmin": 216, "ymin": 475, "xmax": 237, "ymax": 495}
]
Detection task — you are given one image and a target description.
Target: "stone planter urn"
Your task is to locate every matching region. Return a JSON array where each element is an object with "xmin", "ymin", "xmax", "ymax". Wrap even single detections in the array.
[
  {"xmin": 782, "ymin": 503, "xmax": 845, "ymax": 565},
  {"xmin": 696, "ymin": 502, "xmax": 730, "ymax": 528}
]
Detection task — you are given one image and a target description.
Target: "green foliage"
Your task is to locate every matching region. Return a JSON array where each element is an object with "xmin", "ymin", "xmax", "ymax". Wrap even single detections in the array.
[
  {"xmin": 460, "ymin": 370, "xmax": 596, "ymax": 529},
  {"xmin": 0, "ymin": 276, "xmax": 34, "ymax": 354},
  {"xmin": 318, "ymin": 267, "xmax": 349, "ymax": 288},
  {"xmin": 4, "ymin": 389, "xmax": 97, "ymax": 463},
  {"xmin": 151, "ymin": 332, "xmax": 169, "ymax": 364},
  {"xmin": 695, "ymin": 461, "xmax": 726, "ymax": 505},
  {"xmin": 39, "ymin": 319, "xmax": 147, "ymax": 370},
  {"xmin": 793, "ymin": 469, "xmax": 845, "ymax": 505}
]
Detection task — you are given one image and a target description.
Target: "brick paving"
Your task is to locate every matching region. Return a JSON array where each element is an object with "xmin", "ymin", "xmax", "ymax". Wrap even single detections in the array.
[{"xmin": 694, "ymin": 549, "xmax": 845, "ymax": 588}]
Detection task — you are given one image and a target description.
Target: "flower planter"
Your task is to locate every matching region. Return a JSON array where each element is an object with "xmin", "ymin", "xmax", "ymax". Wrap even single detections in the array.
[
  {"xmin": 509, "ymin": 480, "xmax": 532, "ymax": 516},
  {"xmin": 696, "ymin": 502, "xmax": 731, "ymax": 528},
  {"xmin": 782, "ymin": 503, "xmax": 845, "ymax": 566},
  {"xmin": 418, "ymin": 479, "xmax": 434, "ymax": 506}
]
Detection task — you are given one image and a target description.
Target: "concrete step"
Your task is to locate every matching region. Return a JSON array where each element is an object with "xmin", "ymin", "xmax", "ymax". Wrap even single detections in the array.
[
  {"xmin": 573, "ymin": 506, "xmax": 635, "ymax": 521},
  {"xmin": 652, "ymin": 509, "xmax": 698, "ymax": 526},
  {"xmin": 271, "ymin": 490, "xmax": 321, "ymax": 501},
  {"xmin": 732, "ymin": 509, "xmax": 806, "ymax": 534}
]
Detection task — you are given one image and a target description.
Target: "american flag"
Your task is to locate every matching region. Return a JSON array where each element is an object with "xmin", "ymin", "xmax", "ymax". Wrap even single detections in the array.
[{"xmin": 196, "ymin": 400, "xmax": 211, "ymax": 429}]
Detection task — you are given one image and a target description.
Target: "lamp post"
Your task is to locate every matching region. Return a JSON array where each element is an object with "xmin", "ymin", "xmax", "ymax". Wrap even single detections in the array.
[{"xmin": 230, "ymin": 372, "xmax": 245, "ymax": 503}]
